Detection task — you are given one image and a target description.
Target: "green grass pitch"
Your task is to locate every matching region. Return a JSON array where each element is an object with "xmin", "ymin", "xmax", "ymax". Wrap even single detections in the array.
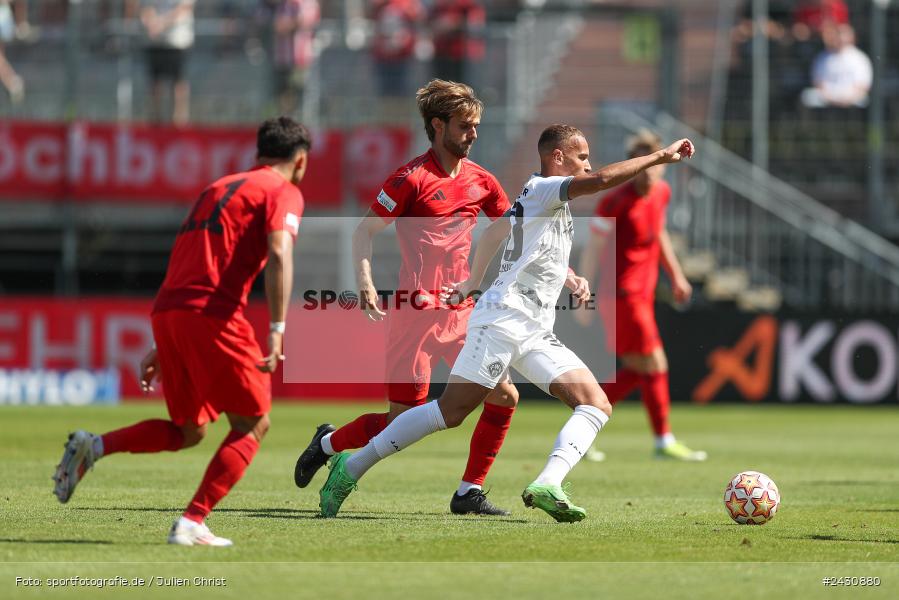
[{"xmin": 2, "ymin": 402, "xmax": 898, "ymax": 599}]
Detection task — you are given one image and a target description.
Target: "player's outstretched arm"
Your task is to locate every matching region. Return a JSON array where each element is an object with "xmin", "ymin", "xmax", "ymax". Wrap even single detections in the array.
[
  {"xmin": 444, "ymin": 217, "xmax": 512, "ymax": 302},
  {"xmin": 567, "ymin": 139, "xmax": 695, "ymax": 200},
  {"xmin": 353, "ymin": 209, "xmax": 390, "ymax": 321},
  {"xmin": 259, "ymin": 230, "xmax": 294, "ymax": 373}
]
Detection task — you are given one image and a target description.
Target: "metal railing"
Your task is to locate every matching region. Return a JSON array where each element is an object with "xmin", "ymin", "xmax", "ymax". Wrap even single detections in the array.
[{"xmin": 599, "ymin": 105, "xmax": 899, "ymax": 311}]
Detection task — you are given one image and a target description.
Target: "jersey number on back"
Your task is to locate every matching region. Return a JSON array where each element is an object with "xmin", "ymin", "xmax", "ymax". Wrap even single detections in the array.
[
  {"xmin": 179, "ymin": 178, "xmax": 247, "ymax": 236},
  {"xmin": 502, "ymin": 201, "xmax": 525, "ymax": 263}
]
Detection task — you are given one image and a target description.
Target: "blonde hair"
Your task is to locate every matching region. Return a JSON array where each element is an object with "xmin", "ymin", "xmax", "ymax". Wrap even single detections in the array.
[
  {"xmin": 627, "ymin": 128, "xmax": 662, "ymax": 158},
  {"xmin": 416, "ymin": 79, "xmax": 484, "ymax": 141}
]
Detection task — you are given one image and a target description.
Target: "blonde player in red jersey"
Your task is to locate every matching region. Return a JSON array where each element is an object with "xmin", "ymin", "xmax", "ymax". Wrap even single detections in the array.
[
  {"xmin": 576, "ymin": 129, "xmax": 706, "ymax": 462},
  {"xmin": 53, "ymin": 117, "xmax": 310, "ymax": 546},
  {"xmin": 295, "ymin": 80, "xmax": 579, "ymax": 516}
]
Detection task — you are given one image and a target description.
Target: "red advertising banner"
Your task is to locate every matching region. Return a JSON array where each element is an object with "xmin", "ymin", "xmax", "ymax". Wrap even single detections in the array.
[
  {"xmin": 0, "ymin": 297, "xmax": 384, "ymax": 401},
  {"xmin": 0, "ymin": 121, "xmax": 410, "ymax": 207}
]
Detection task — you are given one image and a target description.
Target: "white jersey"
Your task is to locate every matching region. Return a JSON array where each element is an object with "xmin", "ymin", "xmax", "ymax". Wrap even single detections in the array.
[{"xmin": 470, "ymin": 173, "xmax": 574, "ymax": 335}]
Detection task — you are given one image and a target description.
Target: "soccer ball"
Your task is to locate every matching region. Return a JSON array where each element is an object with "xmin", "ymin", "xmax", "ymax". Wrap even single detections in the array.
[{"xmin": 723, "ymin": 471, "xmax": 780, "ymax": 525}]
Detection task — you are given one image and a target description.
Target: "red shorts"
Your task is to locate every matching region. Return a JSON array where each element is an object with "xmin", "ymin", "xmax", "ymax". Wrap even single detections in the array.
[
  {"xmin": 385, "ymin": 305, "xmax": 471, "ymax": 405},
  {"xmin": 600, "ymin": 297, "xmax": 662, "ymax": 356},
  {"xmin": 152, "ymin": 309, "xmax": 271, "ymax": 426}
]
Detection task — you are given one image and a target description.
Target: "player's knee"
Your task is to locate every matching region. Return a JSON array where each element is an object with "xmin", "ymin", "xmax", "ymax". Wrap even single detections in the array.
[
  {"xmin": 442, "ymin": 406, "xmax": 467, "ymax": 429},
  {"xmin": 573, "ymin": 385, "xmax": 612, "ymax": 418},
  {"xmin": 180, "ymin": 423, "xmax": 207, "ymax": 448},
  {"xmin": 494, "ymin": 382, "xmax": 519, "ymax": 408},
  {"xmin": 252, "ymin": 414, "xmax": 271, "ymax": 442}
]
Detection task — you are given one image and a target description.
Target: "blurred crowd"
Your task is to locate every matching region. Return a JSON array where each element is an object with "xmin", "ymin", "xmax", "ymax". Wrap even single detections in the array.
[
  {"xmin": 729, "ymin": 0, "xmax": 872, "ymax": 117},
  {"xmin": 0, "ymin": 0, "xmax": 509, "ymax": 124}
]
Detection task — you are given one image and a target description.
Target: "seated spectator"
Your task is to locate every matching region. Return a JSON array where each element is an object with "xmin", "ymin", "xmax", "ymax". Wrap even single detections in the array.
[
  {"xmin": 0, "ymin": 0, "xmax": 27, "ymax": 104},
  {"xmin": 801, "ymin": 24, "xmax": 871, "ymax": 108},
  {"xmin": 371, "ymin": 0, "xmax": 423, "ymax": 98},
  {"xmin": 792, "ymin": 0, "xmax": 849, "ymax": 42}
]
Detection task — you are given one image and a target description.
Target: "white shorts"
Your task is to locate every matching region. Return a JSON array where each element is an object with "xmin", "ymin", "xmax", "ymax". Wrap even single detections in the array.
[{"xmin": 450, "ymin": 322, "xmax": 589, "ymax": 394}]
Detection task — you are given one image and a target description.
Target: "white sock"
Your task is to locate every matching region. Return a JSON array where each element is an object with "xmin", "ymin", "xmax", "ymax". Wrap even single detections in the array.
[
  {"xmin": 457, "ymin": 481, "xmax": 481, "ymax": 496},
  {"xmin": 535, "ymin": 405, "xmax": 609, "ymax": 486},
  {"xmin": 177, "ymin": 516, "xmax": 200, "ymax": 529},
  {"xmin": 345, "ymin": 401, "xmax": 447, "ymax": 480},
  {"xmin": 655, "ymin": 432, "xmax": 676, "ymax": 449},
  {"xmin": 91, "ymin": 434, "xmax": 104, "ymax": 459},
  {"xmin": 321, "ymin": 432, "xmax": 335, "ymax": 456}
]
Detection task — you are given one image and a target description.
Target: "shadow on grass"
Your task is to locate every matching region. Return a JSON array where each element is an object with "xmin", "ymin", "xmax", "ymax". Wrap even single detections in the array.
[
  {"xmin": 71, "ymin": 506, "xmax": 529, "ymax": 523},
  {"xmin": 803, "ymin": 534, "xmax": 899, "ymax": 545},
  {"xmin": 0, "ymin": 538, "xmax": 113, "ymax": 545}
]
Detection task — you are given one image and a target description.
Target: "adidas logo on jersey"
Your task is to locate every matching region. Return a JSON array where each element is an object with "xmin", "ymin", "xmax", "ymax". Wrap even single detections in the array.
[{"xmin": 430, "ymin": 190, "xmax": 447, "ymax": 202}]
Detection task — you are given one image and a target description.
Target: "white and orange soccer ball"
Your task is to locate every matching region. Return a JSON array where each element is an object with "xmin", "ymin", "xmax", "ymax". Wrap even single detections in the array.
[{"xmin": 723, "ymin": 471, "xmax": 780, "ymax": 525}]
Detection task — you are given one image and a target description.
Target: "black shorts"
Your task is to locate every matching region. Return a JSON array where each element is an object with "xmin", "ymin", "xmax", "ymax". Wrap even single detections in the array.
[{"xmin": 146, "ymin": 47, "xmax": 187, "ymax": 82}]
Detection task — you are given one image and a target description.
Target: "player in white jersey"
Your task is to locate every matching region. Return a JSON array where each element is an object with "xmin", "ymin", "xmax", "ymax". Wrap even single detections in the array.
[{"xmin": 318, "ymin": 124, "xmax": 695, "ymax": 522}]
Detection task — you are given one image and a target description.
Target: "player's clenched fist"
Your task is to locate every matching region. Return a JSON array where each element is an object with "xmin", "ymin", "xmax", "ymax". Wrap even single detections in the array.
[
  {"xmin": 360, "ymin": 285, "xmax": 386, "ymax": 321},
  {"xmin": 661, "ymin": 139, "xmax": 695, "ymax": 163},
  {"xmin": 139, "ymin": 348, "xmax": 161, "ymax": 393},
  {"xmin": 256, "ymin": 331, "xmax": 285, "ymax": 373}
]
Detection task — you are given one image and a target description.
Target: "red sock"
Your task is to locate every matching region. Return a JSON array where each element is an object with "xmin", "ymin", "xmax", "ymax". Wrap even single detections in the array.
[
  {"xmin": 101, "ymin": 419, "xmax": 184, "ymax": 456},
  {"xmin": 184, "ymin": 430, "xmax": 259, "ymax": 523},
  {"xmin": 328, "ymin": 413, "xmax": 388, "ymax": 453},
  {"xmin": 461, "ymin": 403, "xmax": 515, "ymax": 486},
  {"xmin": 640, "ymin": 372, "xmax": 672, "ymax": 436},
  {"xmin": 603, "ymin": 368, "xmax": 641, "ymax": 405}
]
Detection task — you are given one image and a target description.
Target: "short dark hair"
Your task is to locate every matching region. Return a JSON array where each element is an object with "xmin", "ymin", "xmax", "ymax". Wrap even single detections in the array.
[
  {"xmin": 256, "ymin": 117, "xmax": 312, "ymax": 159},
  {"xmin": 537, "ymin": 124, "xmax": 584, "ymax": 156}
]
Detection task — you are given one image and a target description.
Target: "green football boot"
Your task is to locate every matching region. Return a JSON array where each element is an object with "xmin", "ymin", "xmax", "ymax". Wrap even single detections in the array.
[
  {"xmin": 319, "ymin": 452, "xmax": 358, "ymax": 518},
  {"xmin": 655, "ymin": 441, "xmax": 708, "ymax": 462},
  {"xmin": 521, "ymin": 482, "xmax": 586, "ymax": 523}
]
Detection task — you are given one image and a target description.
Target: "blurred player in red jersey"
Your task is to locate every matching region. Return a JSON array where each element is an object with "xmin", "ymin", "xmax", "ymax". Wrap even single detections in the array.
[
  {"xmin": 295, "ymin": 79, "xmax": 555, "ymax": 516},
  {"xmin": 52, "ymin": 117, "xmax": 311, "ymax": 546},
  {"xmin": 576, "ymin": 129, "xmax": 706, "ymax": 462}
]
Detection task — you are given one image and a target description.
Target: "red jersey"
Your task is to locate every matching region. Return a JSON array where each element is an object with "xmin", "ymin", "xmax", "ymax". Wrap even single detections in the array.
[
  {"xmin": 431, "ymin": 0, "xmax": 486, "ymax": 61},
  {"xmin": 371, "ymin": 149, "xmax": 509, "ymax": 303},
  {"xmin": 794, "ymin": 0, "xmax": 849, "ymax": 33},
  {"xmin": 371, "ymin": 0, "xmax": 423, "ymax": 62},
  {"xmin": 154, "ymin": 166, "xmax": 303, "ymax": 320},
  {"xmin": 591, "ymin": 180, "xmax": 670, "ymax": 300}
]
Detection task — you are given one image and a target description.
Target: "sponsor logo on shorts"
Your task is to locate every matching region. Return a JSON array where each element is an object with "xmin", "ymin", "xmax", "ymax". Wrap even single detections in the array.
[
  {"xmin": 486, "ymin": 360, "xmax": 505, "ymax": 378},
  {"xmin": 377, "ymin": 189, "xmax": 397, "ymax": 212}
]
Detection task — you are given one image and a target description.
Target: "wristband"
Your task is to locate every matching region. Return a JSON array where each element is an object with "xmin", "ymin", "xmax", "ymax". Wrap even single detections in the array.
[{"xmin": 270, "ymin": 321, "xmax": 286, "ymax": 334}]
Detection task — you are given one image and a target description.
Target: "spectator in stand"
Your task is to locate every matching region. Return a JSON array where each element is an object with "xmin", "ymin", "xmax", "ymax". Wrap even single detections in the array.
[
  {"xmin": 0, "ymin": 0, "xmax": 27, "ymax": 104},
  {"xmin": 430, "ymin": 0, "xmax": 485, "ymax": 85},
  {"xmin": 131, "ymin": 0, "xmax": 196, "ymax": 125},
  {"xmin": 265, "ymin": 0, "xmax": 320, "ymax": 117},
  {"xmin": 801, "ymin": 23, "xmax": 871, "ymax": 109},
  {"xmin": 370, "ymin": 0, "xmax": 423, "ymax": 98},
  {"xmin": 792, "ymin": 0, "xmax": 849, "ymax": 42}
]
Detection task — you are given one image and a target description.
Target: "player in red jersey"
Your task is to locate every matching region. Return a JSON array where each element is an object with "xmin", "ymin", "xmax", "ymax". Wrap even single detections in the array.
[
  {"xmin": 295, "ymin": 79, "xmax": 535, "ymax": 516},
  {"xmin": 576, "ymin": 129, "xmax": 707, "ymax": 462},
  {"xmin": 52, "ymin": 117, "xmax": 311, "ymax": 546}
]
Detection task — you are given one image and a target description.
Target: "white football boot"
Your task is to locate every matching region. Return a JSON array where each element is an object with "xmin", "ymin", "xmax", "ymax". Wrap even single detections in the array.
[
  {"xmin": 167, "ymin": 518, "xmax": 233, "ymax": 547},
  {"xmin": 53, "ymin": 430, "xmax": 98, "ymax": 503}
]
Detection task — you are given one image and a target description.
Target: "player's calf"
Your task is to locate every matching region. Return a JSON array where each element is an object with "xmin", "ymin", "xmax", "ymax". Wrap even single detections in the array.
[{"xmin": 436, "ymin": 377, "xmax": 494, "ymax": 428}]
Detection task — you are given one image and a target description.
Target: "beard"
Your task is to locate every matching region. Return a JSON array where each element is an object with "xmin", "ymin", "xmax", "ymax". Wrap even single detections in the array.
[{"xmin": 444, "ymin": 137, "xmax": 473, "ymax": 159}]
